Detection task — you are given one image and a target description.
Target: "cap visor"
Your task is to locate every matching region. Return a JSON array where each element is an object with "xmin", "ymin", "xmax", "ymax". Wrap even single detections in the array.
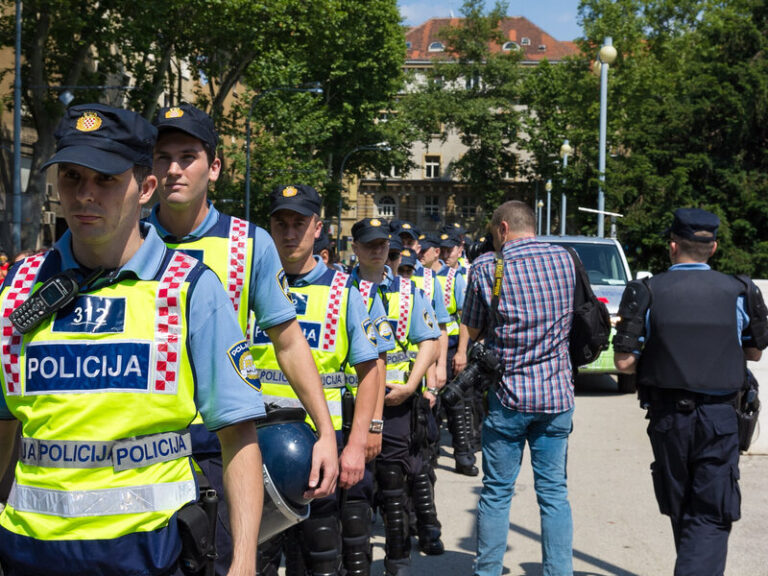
[
  {"xmin": 269, "ymin": 203, "xmax": 319, "ymax": 217},
  {"xmin": 41, "ymin": 146, "xmax": 133, "ymax": 175},
  {"xmin": 356, "ymin": 230, "xmax": 390, "ymax": 244}
]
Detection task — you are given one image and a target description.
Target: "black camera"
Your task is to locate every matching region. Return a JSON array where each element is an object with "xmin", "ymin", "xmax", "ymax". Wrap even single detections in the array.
[{"xmin": 441, "ymin": 342, "xmax": 502, "ymax": 407}]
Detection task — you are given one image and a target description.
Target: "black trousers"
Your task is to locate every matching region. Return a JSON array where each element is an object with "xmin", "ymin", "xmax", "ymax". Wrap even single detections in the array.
[{"xmin": 647, "ymin": 400, "xmax": 741, "ymax": 576}]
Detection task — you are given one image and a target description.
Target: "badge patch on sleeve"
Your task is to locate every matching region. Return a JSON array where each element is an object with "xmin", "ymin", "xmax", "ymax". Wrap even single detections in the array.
[
  {"xmin": 423, "ymin": 309, "xmax": 435, "ymax": 330},
  {"xmin": 374, "ymin": 316, "xmax": 394, "ymax": 342},
  {"xmin": 362, "ymin": 318, "xmax": 378, "ymax": 347},
  {"xmin": 277, "ymin": 269, "xmax": 292, "ymax": 302},
  {"xmin": 228, "ymin": 340, "xmax": 261, "ymax": 391}
]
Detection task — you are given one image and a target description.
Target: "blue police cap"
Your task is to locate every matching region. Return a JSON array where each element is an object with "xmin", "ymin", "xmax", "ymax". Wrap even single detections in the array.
[
  {"xmin": 418, "ymin": 232, "xmax": 439, "ymax": 250},
  {"xmin": 42, "ymin": 103, "xmax": 157, "ymax": 175},
  {"xmin": 154, "ymin": 103, "xmax": 218, "ymax": 153},
  {"xmin": 439, "ymin": 231, "xmax": 461, "ymax": 248},
  {"xmin": 269, "ymin": 184, "xmax": 322, "ymax": 217},
  {"xmin": 399, "ymin": 248, "xmax": 417, "ymax": 269},
  {"xmin": 313, "ymin": 228, "xmax": 331, "ymax": 254},
  {"xmin": 352, "ymin": 218, "xmax": 390, "ymax": 244},
  {"xmin": 388, "ymin": 235, "xmax": 403, "ymax": 253},
  {"xmin": 670, "ymin": 208, "xmax": 719, "ymax": 242},
  {"xmin": 392, "ymin": 220, "xmax": 419, "ymax": 240}
]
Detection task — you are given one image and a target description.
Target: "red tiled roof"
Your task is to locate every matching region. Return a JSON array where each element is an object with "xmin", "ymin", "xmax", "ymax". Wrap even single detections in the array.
[{"xmin": 405, "ymin": 16, "xmax": 581, "ymax": 63}]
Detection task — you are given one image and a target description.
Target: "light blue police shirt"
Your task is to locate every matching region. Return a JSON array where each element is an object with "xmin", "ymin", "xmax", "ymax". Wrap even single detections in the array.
[
  {"xmin": 0, "ymin": 224, "xmax": 266, "ymax": 430},
  {"xmin": 148, "ymin": 202, "xmax": 296, "ymax": 330},
  {"xmin": 290, "ymin": 258, "xmax": 379, "ymax": 367}
]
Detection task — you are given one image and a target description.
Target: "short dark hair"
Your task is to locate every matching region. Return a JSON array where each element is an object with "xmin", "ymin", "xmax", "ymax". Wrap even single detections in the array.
[
  {"xmin": 670, "ymin": 232, "xmax": 715, "ymax": 262},
  {"xmin": 133, "ymin": 165, "xmax": 152, "ymax": 184}
]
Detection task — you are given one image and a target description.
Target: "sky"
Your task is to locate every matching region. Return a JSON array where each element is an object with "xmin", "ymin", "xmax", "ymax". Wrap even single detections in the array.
[{"xmin": 398, "ymin": 0, "xmax": 583, "ymax": 41}]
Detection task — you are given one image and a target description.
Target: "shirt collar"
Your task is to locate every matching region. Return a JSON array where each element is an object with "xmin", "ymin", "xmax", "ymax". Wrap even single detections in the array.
[
  {"xmin": 290, "ymin": 256, "xmax": 326, "ymax": 287},
  {"xmin": 669, "ymin": 262, "xmax": 711, "ymax": 271},
  {"xmin": 149, "ymin": 200, "xmax": 219, "ymax": 242},
  {"xmin": 54, "ymin": 222, "xmax": 168, "ymax": 281}
]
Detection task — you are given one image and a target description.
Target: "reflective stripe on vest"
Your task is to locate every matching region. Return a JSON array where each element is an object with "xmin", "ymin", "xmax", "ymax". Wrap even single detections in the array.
[
  {"xmin": 321, "ymin": 272, "xmax": 347, "ymax": 351},
  {"xmin": 154, "ymin": 252, "xmax": 196, "ymax": 394},
  {"xmin": 8, "ymin": 479, "xmax": 196, "ymax": 518},
  {"xmin": 0, "ymin": 252, "xmax": 47, "ymax": 395},
  {"xmin": 258, "ymin": 368, "xmax": 347, "ymax": 389},
  {"xmin": 422, "ymin": 269, "xmax": 434, "ymax": 302},
  {"xmin": 358, "ymin": 280, "xmax": 374, "ymax": 310},
  {"xmin": 19, "ymin": 431, "xmax": 192, "ymax": 471},
  {"xmin": 444, "ymin": 267, "xmax": 456, "ymax": 308},
  {"xmin": 227, "ymin": 217, "xmax": 250, "ymax": 338},
  {"xmin": 395, "ymin": 277, "xmax": 411, "ymax": 342}
]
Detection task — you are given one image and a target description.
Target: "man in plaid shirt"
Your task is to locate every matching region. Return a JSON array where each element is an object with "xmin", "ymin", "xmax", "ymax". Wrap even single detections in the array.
[{"xmin": 461, "ymin": 200, "xmax": 576, "ymax": 576}]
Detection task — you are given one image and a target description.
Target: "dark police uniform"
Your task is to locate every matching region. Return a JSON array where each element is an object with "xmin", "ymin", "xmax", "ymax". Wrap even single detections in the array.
[
  {"xmin": 614, "ymin": 208, "xmax": 768, "ymax": 576},
  {"xmin": 350, "ymin": 218, "xmax": 440, "ymax": 576}
]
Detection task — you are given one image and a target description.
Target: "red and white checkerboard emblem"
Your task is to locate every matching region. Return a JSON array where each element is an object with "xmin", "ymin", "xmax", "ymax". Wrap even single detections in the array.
[
  {"xmin": 396, "ymin": 277, "xmax": 411, "ymax": 342},
  {"xmin": 444, "ymin": 268, "xmax": 456, "ymax": 308},
  {"xmin": 1, "ymin": 253, "xmax": 47, "ymax": 395},
  {"xmin": 321, "ymin": 272, "xmax": 349, "ymax": 351},
  {"xmin": 423, "ymin": 269, "xmax": 433, "ymax": 302},
  {"xmin": 154, "ymin": 252, "xmax": 195, "ymax": 393},
  {"xmin": 358, "ymin": 280, "xmax": 373, "ymax": 310}
]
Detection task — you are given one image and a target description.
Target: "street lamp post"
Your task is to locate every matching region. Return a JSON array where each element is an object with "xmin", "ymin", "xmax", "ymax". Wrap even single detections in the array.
[
  {"xmin": 545, "ymin": 179, "xmax": 552, "ymax": 235},
  {"xmin": 337, "ymin": 143, "xmax": 390, "ymax": 251},
  {"xmin": 244, "ymin": 82, "xmax": 323, "ymax": 220},
  {"xmin": 536, "ymin": 200, "xmax": 544, "ymax": 236},
  {"xmin": 560, "ymin": 139, "xmax": 573, "ymax": 236},
  {"xmin": 11, "ymin": 0, "xmax": 21, "ymax": 253},
  {"xmin": 596, "ymin": 37, "xmax": 617, "ymax": 238}
]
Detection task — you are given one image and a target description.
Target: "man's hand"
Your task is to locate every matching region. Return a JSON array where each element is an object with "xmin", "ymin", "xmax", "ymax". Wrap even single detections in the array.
[
  {"xmin": 424, "ymin": 388, "xmax": 437, "ymax": 409},
  {"xmin": 453, "ymin": 350, "xmax": 467, "ymax": 374},
  {"xmin": 338, "ymin": 441, "xmax": 366, "ymax": 489},
  {"xmin": 384, "ymin": 384, "xmax": 415, "ymax": 406},
  {"xmin": 303, "ymin": 432, "xmax": 338, "ymax": 500},
  {"xmin": 365, "ymin": 432, "xmax": 382, "ymax": 462}
]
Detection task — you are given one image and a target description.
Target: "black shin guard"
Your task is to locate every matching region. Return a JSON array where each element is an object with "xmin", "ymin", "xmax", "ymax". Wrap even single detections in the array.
[
  {"xmin": 376, "ymin": 462, "xmax": 411, "ymax": 562},
  {"xmin": 299, "ymin": 515, "xmax": 342, "ymax": 576},
  {"xmin": 411, "ymin": 465, "xmax": 444, "ymax": 555},
  {"xmin": 341, "ymin": 499, "xmax": 373, "ymax": 576}
]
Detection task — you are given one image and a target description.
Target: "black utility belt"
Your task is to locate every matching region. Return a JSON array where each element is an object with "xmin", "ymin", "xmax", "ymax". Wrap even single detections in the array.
[{"xmin": 649, "ymin": 388, "xmax": 738, "ymax": 411}]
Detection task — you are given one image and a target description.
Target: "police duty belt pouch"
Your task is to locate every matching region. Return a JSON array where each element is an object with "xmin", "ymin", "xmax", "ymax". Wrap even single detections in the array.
[
  {"xmin": 564, "ymin": 247, "xmax": 611, "ymax": 366},
  {"xmin": 177, "ymin": 486, "xmax": 218, "ymax": 575},
  {"xmin": 738, "ymin": 369, "xmax": 761, "ymax": 452}
]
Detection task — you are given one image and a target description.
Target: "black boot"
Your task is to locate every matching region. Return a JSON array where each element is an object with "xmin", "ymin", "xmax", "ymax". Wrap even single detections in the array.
[{"xmin": 411, "ymin": 465, "xmax": 444, "ymax": 555}]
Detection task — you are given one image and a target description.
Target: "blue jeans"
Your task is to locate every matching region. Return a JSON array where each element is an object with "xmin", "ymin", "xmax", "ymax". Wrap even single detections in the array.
[{"xmin": 474, "ymin": 392, "xmax": 574, "ymax": 576}]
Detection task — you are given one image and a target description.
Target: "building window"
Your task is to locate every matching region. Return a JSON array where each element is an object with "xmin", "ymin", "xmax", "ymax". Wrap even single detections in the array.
[
  {"xmin": 502, "ymin": 41, "xmax": 519, "ymax": 51},
  {"xmin": 521, "ymin": 37, "xmax": 531, "ymax": 46},
  {"xmin": 377, "ymin": 195, "xmax": 397, "ymax": 218},
  {"xmin": 424, "ymin": 195, "xmax": 440, "ymax": 217},
  {"xmin": 459, "ymin": 196, "xmax": 474, "ymax": 219},
  {"xmin": 428, "ymin": 42, "xmax": 445, "ymax": 52},
  {"xmin": 406, "ymin": 41, "xmax": 412, "ymax": 49},
  {"xmin": 424, "ymin": 155, "xmax": 441, "ymax": 179},
  {"xmin": 538, "ymin": 44, "xmax": 547, "ymax": 52}
]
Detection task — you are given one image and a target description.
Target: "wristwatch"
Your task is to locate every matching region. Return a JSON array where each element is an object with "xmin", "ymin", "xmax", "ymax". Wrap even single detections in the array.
[
  {"xmin": 369, "ymin": 419, "xmax": 384, "ymax": 434},
  {"xmin": 427, "ymin": 387, "xmax": 439, "ymax": 395}
]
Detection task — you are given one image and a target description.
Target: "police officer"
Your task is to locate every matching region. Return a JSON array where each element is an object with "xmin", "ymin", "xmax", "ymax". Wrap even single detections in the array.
[
  {"xmin": 614, "ymin": 208, "xmax": 768, "ymax": 576},
  {"xmin": 254, "ymin": 185, "xmax": 381, "ymax": 576},
  {"xmin": 149, "ymin": 104, "xmax": 338, "ymax": 574},
  {"xmin": 435, "ymin": 231, "xmax": 477, "ymax": 476},
  {"xmin": 0, "ymin": 104, "xmax": 264, "ymax": 575},
  {"xmin": 351, "ymin": 218, "xmax": 440, "ymax": 575}
]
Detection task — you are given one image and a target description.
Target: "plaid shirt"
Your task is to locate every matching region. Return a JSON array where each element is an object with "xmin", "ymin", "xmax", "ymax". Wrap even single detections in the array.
[{"xmin": 463, "ymin": 237, "xmax": 575, "ymax": 413}]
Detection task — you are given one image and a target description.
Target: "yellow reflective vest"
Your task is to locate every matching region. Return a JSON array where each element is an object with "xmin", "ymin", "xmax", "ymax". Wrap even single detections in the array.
[
  {"xmin": 436, "ymin": 267, "xmax": 460, "ymax": 336},
  {"xmin": 251, "ymin": 267, "xmax": 352, "ymax": 431},
  {"xmin": 382, "ymin": 277, "xmax": 417, "ymax": 386},
  {"xmin": 0, "ymin": 251, "xmax": 199, "ymax": 550}
]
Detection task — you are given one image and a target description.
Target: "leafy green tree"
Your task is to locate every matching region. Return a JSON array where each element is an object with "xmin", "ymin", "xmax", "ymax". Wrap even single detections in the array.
[{"xmin": 400, "ymin": 0, "xmax": 524, "ymax": 212}]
